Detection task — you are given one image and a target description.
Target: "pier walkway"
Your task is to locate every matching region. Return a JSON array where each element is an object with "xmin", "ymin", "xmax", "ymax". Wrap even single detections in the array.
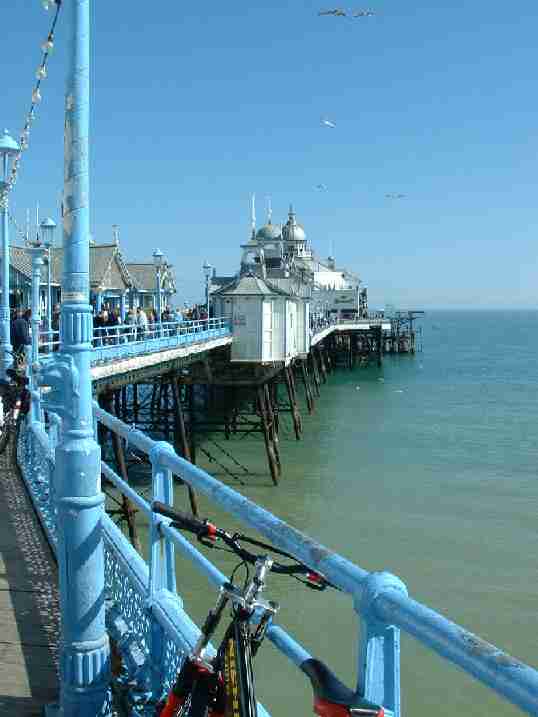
[
  {"xmin": 310, "ymin": 318, "xmax": 392, "ymax": 346},
  {"xmin": 0, "ymin": 443, "xmax": 59, "ymax": 716}
]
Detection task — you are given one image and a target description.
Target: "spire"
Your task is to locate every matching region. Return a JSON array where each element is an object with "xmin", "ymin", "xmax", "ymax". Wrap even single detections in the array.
[
  {"xmin": 288, "ymin": 203, "xmax": 296, "ymax": 225},
  {"xmin": 250, "ymin": 193, "xmax": 256, "ymax": 238},
  {"xmin": 266, "ymin": 195, "xmax": 272, "ymax": 225},
  {"xmin": 26, "ymin": 208, "xmax": 30, "ymax": 243}
]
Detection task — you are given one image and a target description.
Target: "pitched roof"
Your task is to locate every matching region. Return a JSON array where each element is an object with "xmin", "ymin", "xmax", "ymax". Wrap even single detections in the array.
[
  {"xmin": 10, "ymin": 247, "xmax": 32, "ymax": 279},
  {"xmin": 10, "ymin": 243, "xmax": 138, "ymax": 290},
  {"xmin": 125, "ymin": 263, "xmax": 176, "ymax": 293},
  {"xmin": 212, "ymin": 273, "xmax": 291, "ymax": 298}
]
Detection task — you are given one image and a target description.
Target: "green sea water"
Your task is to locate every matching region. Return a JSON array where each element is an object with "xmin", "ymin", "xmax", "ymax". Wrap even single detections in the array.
[{"xmin": 131, "ymin": 310, "xmax": 538, "ymax": 716}]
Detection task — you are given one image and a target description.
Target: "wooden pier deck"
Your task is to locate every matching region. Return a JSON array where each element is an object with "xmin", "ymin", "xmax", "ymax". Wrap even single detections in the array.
[{"xmin": 0, "ymin": 442, "xmax": 59, "ymax": 715}]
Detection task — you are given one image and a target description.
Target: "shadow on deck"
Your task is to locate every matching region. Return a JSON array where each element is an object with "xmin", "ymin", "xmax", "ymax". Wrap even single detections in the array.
[{"xmin": 0, "ymin": 443, "xmax": 59, "ymax": 715}]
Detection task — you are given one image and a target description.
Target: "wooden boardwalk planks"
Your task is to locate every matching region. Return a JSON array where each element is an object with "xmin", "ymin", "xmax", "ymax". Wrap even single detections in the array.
[{"xmin": 0, "ymin": 443, "xmax": 59, "ymax": 715}]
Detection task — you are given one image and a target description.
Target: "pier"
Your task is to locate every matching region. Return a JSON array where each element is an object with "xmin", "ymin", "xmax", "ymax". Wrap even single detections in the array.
[
  {"xmin": 0, "ymin": 445, "xmax": 59, "ymax": 716},
  {"xmin": 1, "ymin": 3, "xmax": 537, "ymax": 717}
]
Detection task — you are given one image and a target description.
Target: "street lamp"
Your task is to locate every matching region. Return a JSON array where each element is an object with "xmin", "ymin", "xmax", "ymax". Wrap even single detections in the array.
[
  {"xmin": 153, "ymin": 248, "xmax": 164, "ymax": 334},
  {"xmin": 203, "ymin": 260, "xmax": 212, "ymax": 318},
  {"xmin": 25, "ymin": 232, "xmax": 46, "ymax": 421},
  {"xmin": 40, "ymin": 217, "xmax": 56, "ymax": 347},
  {"xmin": 0, "ymin": 129, "xmax": 20, "ymax": 378}
]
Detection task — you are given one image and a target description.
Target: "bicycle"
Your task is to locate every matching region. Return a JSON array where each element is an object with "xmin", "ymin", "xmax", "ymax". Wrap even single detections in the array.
[
  {"xmin": 152, "ymin": 502, "xmax": 384, "ymax": 717},
  {"xmin": 0, "ymin": 353, "xmax": 30, "ymax": 455}
]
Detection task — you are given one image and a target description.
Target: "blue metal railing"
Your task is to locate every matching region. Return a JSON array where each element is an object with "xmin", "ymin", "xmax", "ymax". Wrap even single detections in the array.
[
  {"xmin": 39, "ymin": 317, "xmax": 232, "ymax": 366},
  {"xmin": 16, "ymin": 405, "xmax": 538, "ymax": 717}
]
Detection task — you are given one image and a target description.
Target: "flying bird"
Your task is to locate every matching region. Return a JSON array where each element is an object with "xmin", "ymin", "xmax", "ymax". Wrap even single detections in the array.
[
  {"xmin": 385, "ymin": 193, "xmax": 406, "ymax": 200},
  {"xmin": 320, "ymin": 116, "xmax": 336, "ymax": 128},
  {"xmin": 353, "ymin": 9, "xmax": 376, "ymax": 17},
  {"xmin": 318, "ymin": 8, "xmax": 347, "ymax": 16},
  {"xmin": 315, "ymin": 183, "xmax": 328, "ymax": 191}
]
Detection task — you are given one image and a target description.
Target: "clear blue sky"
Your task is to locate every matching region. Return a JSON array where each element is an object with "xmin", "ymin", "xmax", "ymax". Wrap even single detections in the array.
[{"xmin": 3, "ymin": 2, "xmax": 538, "ymax": 308}]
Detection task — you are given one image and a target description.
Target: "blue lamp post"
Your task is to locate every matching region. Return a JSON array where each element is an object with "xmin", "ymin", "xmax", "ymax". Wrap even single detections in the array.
[
  {"xmin": 203, "ymin": 260, "xmax": 212, "ymax": 318},
  {"xmin": 26, "ymin": 237, "xmax": 46, "ymax": 421},
  {"xmin": 40, "ymin": 217, "xmax": 56, "ymax": 349},
  {"xmin": 0, "ymin": 129, "xmax": 20, "ymax": 378},
  {"xmin": 36, "ymin": 1, "xmax": 111, "ymax": 715},
  {"xmin": 153, "ymin": 248, "xmax": 164, "ymax": 335}
]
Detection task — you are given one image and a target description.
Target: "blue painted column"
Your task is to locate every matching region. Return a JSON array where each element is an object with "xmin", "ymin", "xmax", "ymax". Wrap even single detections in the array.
[
  {"xmin": 30, "ymin": 248, "xmax": 44, "ymax": 422},
  {"xmin": 356, "ymin": 572, "xmax": 407, "ymax": 717},
  {"xmin": 95, "ymin": 290, "xmax": 103, "ymax": 313},
  {"xmin": 0, "ymin": 132, "xmax": 19, "ymax": 378},
  {"xmin": 120, "ymin": 291, "xmax": 126, "ymax": 322},
  {"xmin": 47, "ymin": 251, "xmax": 53, "ymax": 337},
  {"xmin": 42, "ymin": 1, "xmax": 111, "ymax": 714},
  {"xmin": 0, "ymin": 177, "xmax": 11, "ymax": 379},
  {"xmin": 155, "ymin": 270, "xmax": 162, "ymax": 336}
]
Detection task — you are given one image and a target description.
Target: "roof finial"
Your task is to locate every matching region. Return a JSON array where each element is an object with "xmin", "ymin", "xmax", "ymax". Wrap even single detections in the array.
[
  {"xmin": 266, "ymin": 195, "xmax": 272, "ymax": 225},
  {"xmin": 250, "ymin": 193, "xmax": 256, "ymax": 238},
  {"xmin": 288, "ymin": 203, "xmax": 296, "ymax": 225},
  {"xmin": 26, "ymin": 208, "xmax": 30, "ymax": 243}
]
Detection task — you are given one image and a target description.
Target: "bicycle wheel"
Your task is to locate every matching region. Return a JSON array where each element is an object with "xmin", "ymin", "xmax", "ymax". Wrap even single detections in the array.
[
  {"xmin": 223, "ymin": 618, "xmax": 257, "ymax": 717},
  {"xmin": 0, "ymin": 387, "xmax": 14, "ymax": 455},
  {"xmin": 11, "ymin": 402, "xmax": 27, "ymax": 471}
]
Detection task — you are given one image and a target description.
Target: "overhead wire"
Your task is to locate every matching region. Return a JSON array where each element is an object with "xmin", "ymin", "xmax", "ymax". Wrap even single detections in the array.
[{"xmin": 0, "ymin": 1, "xmax": 63, "ymax": 209}]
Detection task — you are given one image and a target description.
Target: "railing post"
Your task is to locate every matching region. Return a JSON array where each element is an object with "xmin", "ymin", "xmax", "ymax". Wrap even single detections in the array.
[
  {"xmin": 40, "ymin": 2, "xmax": 111, "ymax": 715},
  {"xmin": 148, "ymin": 442, "xmax": 177, "ymax": 702},
  {"xmin": 355, "ymin": 572, "xmax": 408, "ymax": 717}
]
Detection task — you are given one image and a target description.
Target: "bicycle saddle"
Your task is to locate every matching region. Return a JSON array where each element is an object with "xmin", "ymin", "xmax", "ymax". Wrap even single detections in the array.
[{"xmin": 301, "ymin": 659, "xmax": 384, "ymax": 714}]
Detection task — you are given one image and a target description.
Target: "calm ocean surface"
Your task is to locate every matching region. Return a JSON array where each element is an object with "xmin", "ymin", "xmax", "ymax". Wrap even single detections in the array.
[{"xmin": 135, "ymin": 310, "xmax": 538, "ymax": 716}]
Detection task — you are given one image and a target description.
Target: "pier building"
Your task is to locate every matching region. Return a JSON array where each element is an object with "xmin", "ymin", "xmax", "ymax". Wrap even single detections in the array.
[{"xmin": 5, "ymin": 234, "xmax": 176, "ymax": 317}]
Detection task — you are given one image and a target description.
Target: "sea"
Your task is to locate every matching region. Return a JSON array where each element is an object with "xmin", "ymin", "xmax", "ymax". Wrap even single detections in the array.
[{"xmin": 128, "ymin": 310, "xmax": 538, "ymax": 716}]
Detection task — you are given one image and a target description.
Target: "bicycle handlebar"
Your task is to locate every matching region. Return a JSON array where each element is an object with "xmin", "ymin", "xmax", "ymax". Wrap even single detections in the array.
[
  {"xmin": 152, "ymin": 501, "xmax": 331, "ymax": 587},
  {"xmin": 153, "ymin": 501, "xmax": 207, "ymax": 535}
]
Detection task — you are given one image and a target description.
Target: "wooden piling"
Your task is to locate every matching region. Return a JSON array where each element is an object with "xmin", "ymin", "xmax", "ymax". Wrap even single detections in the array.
[
  {"xmin": 257, "ymin": 387, "xmax": 280, "ymax": 485},
  {"xmin": 171, "ymin": 376, "xmax": 199, "ymax": 517},
  {"xmin": 284, "ymin": 366, "xmax": 302, "ymax": 440},
  {"xmin": 300, "ymin": 360, "xmax": 315, "ymax": 414}
]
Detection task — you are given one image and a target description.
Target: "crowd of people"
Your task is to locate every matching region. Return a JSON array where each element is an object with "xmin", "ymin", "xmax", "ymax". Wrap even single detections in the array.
[
  {"xmin": 92, "ymin": 302, "xmax": 212, "ymax": 346},
  {"xmin": 6, "ymin": 302, "xmax": 213, "ymax": 357}
]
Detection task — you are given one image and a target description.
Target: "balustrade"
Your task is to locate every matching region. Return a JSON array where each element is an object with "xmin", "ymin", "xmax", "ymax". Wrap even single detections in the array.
[{"xmin": 38, "ymin": 317, "xmax": 232, "ymax": 365}]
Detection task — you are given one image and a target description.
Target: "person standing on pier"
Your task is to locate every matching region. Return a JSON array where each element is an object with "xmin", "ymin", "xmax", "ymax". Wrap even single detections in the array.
[
  {"xmin": 10, "ymin": 309, "xmax": 31, "ymax": 363},
  {"xmin": 136, "ymin": 306, "xmax": 148, "ymax": 339}
]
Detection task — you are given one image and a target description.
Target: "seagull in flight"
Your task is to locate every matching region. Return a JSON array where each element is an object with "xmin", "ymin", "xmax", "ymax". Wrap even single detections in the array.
[
  {"xmin": 385, "ymin": 193, "xmax": 406, "ymax": 200},
  {"xmin": 352, "ymin": 9, "xmax": 376, "ymax": 17},
  {"xmin": 319, "ymin": 8, "xmax": 347, "ymax": 16},
  {"xmin": 321, "ymin": 116, "xmax": 336, "ymax": 128},
  {"xmin": 315, "ymin": 183, "xmax": 328, "ymax": 191}
]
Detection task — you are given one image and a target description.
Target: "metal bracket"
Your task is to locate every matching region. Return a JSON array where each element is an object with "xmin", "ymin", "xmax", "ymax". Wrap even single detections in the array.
[{"xmin": 34, "ymin": 353, "xmax": 80, "ymax": 422}]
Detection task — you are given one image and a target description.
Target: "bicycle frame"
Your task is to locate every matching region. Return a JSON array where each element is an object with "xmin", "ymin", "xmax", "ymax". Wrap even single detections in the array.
[{"xmin": 159, "ymin": 558, "xmax": 277, "ymax": 717}]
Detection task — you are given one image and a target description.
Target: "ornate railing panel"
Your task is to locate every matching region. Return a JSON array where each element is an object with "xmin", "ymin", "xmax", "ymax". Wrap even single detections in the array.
[{"xmin": 17, "ymin": 415, "xmax": 59, "ymax": 552}]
